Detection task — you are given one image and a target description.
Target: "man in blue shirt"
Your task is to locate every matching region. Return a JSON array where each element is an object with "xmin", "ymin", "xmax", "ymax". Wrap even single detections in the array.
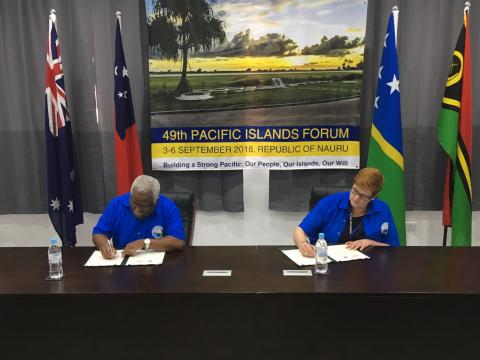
[
  {"xmin": 93, "ymin": 175, "xmax": 185, "ymax": 259},
  {"xmin": 294, "ymin": 168, "xmax": 399, "ymax": 257}
]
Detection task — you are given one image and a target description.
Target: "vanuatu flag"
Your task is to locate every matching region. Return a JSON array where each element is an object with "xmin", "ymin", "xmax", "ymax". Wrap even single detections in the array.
[
  {"xmin": 367, "ymin": 8, "xmax": 406, "ymax": 246},
  {"xmin": 437, "ymin": 5, "xmax": 472, "ymax": 246}
]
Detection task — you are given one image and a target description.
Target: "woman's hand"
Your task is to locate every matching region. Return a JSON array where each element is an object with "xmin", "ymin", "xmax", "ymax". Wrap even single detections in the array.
[
  {"xmin": 293, "ymin": 226, "xmax": 315, "ymax": 257},
  {"xmin": 345, "ymin": 239, "xmax": 374, "ymax": 251},
  {"xmin": 298, "ymin": 241, "xmax": 315, "ymax": 257}
]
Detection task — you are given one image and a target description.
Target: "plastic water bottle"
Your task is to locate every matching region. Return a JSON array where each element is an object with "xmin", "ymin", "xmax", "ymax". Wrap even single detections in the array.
[
  {"xmin": 48, "ymin": 238, "xmax": 64, "ymax": 280},
  {"xmin": 314, "ymin": 233, "xmax": 328, "ymax": 275}
]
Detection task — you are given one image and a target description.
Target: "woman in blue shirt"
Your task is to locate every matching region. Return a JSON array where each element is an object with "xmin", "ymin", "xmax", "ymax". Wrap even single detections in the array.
[{"xmin": 294, "ymin": 167, "xmax": 400, "ymax": 257}]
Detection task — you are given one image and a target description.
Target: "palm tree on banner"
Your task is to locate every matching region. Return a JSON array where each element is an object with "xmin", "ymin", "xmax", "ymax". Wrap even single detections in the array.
[{"xmin": 149, "ymin": 0, "xmax": 226, "ymax": 94}]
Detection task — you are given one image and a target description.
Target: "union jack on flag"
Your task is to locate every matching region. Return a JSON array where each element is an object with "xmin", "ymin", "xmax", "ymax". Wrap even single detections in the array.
[
  {"xmin": 45, "ymin": 10, "xmax": 83, "ymax": 246},
  {"xmin": 45, "ymin": 14, "xmax": 68, "ymax": 138}
]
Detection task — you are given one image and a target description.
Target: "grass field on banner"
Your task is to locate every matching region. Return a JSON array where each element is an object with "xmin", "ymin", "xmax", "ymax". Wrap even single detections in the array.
[{"xmin": 150, "ymin": 71, "xmax": 362, "ymax": 112}]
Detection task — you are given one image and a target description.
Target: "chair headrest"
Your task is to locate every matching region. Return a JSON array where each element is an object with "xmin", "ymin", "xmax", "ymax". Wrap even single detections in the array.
[
  {"xmin": 309, "ymin": 186, "xmax": 351, "ymax": 210},
  {"xmin": 161, "ymin": 192, "xmax": 196, "ymax": 245}
]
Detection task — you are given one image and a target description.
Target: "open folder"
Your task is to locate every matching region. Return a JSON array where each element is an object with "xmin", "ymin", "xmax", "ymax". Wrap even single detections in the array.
[
  {"xmin": 282, "ymin": 244, "xmax": 369, "ymax": 266},
  {"xmin": 84, "ymin": 250, "xmax": 165, "ymax": 267}
]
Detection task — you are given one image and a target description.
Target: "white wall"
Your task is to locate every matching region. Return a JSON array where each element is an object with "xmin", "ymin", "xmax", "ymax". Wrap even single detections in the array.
[{"xmin": 1, "ymin": 169, "xmax": 479, "ymax": 247}]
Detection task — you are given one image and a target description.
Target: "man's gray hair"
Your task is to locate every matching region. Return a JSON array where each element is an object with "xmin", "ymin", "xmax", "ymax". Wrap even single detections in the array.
[{"xmin": 130, "ymin": 175, "xmax": 160, "ymax": 202}]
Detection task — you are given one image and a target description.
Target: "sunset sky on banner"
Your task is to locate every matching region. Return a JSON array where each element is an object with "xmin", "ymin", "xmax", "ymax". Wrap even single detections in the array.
[{"xmin": 146, "ymin": 0, "xmax": 367, "ymax": 72}]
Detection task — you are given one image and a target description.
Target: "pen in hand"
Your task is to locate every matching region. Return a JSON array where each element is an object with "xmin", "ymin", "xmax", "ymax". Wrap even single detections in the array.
[{"xmin": 106, "ymin": 239, "xmax": 116, "ymax": 258}]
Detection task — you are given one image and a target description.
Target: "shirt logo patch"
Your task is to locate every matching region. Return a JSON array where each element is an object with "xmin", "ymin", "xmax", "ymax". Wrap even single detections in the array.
[
  {"xmin": 152, "ymin": 225, "xmax": 163, "ymax": 238},
  {"xmin": 381, "ymin": 222, "xmax": 389, "ymax": 235}
]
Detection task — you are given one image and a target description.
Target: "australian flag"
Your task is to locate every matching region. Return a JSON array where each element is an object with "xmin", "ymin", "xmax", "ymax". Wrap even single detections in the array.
[
  {"xmin": 114, "ymin": 14, "xmax": 143, "ymax": 195},
  {"xmin": 45, "ymin": 11, "xmax": 83, "ymax": 247}
]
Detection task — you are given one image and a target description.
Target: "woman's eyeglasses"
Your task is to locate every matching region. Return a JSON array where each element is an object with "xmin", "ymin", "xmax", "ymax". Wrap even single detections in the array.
[{"xmin": 350, "ymin": 187, "xmax": 373, "ymax": 201}]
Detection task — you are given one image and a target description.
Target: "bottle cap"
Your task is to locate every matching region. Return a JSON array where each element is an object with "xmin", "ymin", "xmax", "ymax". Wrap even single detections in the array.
[
  {"xmin": 50, "ymin": 238, "xmax": 57, "ymax": 245},
  {"xmin": 318, "ymin": 233, "xmax": 325, "ymax": 239}
]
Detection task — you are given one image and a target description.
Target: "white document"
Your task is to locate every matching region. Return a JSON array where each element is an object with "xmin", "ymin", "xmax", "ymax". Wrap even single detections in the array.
[
  {"xmin": 282, "ymin": 245, "xmax": 369, "ymax": 267},
  {"xmin": 325, "ymin": 244, "xmax": 370, "ymax": 262},
  {"xmin": 125, "ymin": 250, "xmax": 165, "ymax": 266},
  {"xmin": 281, "ymin": 249, "xmax": 331, "ymax": 266},
  {"xmin": 84, "ymin": 250, "xmax": 124, "ymax": 267},
  {"xmin": 84, "ymin": 250, "xmax": 165, "ymax": 266}
]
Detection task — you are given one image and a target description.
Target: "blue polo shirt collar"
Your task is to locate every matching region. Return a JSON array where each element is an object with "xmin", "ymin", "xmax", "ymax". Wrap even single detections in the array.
[{"xmin": 338, "ymin": 191, "xmax": 382, "ymax": 215}]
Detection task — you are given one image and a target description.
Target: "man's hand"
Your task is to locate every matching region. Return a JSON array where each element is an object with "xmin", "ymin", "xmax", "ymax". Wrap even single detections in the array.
[
  {"xmin": 345, "ymin": 239, "xmax": 374, "ymax": 251},
  {"xmin": 99, "ymin": 242, "xmax": 116, "ymax": 259},
  {"xmin": 298, "ymin": 241, "xmax": 315, "ymax": 257},
  {"xmin": 122, "ymin": 239, "xmax": 145, "ymax": 257}
]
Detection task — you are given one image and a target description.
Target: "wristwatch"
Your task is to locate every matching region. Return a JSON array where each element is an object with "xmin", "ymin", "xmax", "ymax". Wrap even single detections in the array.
[{"xmin": 143, "ymin": 238, "xmax": 151, "ymax": 250}]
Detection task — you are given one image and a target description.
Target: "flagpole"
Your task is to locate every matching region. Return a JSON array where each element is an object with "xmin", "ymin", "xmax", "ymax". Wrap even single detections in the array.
[
  {"xmin": 392, "ymin": 6, "xmax": 399, "ymax": 47},
  {"xmin": 50, "ymin": 9, "xmax": 56, "ymax": 23},
  {"xmin": 442, "ymin": 226, "xmax": 448, "ymax": 247},
  {"xmin": 116, "ymin": 11, "xmax": 122, "ymax": 30}
]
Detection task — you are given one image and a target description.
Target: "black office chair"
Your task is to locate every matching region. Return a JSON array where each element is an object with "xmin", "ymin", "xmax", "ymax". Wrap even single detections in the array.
[
  {"xmin": 309, "ymin": 186, "xmax": 351, "ymax": 210},
  {"xmin": 162, "ymin": 192, "xmax": 196, "ymax": 246}
]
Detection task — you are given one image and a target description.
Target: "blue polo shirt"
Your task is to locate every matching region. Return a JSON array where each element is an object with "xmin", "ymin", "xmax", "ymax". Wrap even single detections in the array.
[
  {"xmin": 299, "ymin": 192, "xmax": 399, "ymax": 246},
  {"xmin": 93, "ymin": 193, "xmax": 185, "ymax": 249}
]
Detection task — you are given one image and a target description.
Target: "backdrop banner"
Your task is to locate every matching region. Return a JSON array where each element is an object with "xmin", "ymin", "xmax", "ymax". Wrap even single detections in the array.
[
  {"xmin": 152, "ymin": 125, "xmax": 359, "ymax": 170},
  {"xmin": 147, "ymin": 0, "xmax": 366, "ymax": 171}
]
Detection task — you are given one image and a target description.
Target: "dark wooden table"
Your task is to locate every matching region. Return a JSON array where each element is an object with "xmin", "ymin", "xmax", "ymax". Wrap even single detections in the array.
[
  {"xmin": 257, "ymin": 246, "xmax": 480, "ymax": 360},
  {"xmin": 1, "ymin": 246, "xmax": 480, "ymax": 359},
  {"xmin": 0, "ymin": 246, "xmax": 258, "ymax": 360}
]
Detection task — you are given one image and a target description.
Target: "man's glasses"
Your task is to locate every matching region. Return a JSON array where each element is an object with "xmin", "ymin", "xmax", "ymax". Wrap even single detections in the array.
[{"xmin": 350, "ymin": 186, "xmax": 373, "ymax": 201}]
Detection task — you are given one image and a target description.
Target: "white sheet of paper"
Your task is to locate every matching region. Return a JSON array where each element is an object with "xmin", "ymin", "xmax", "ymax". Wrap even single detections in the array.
[
  {"xmin": 282, "ymin": 246, "xmax": 368, "ymax": 266},
  {"xmin": 84, "ymin": 250, "xmax": 124, "ymax": 267},
  {"xmin": 327, "ymin": 244, "xmax": 370, "ymax": 262},
  {"xmin": 125, "ymin": 250, "xmax": 165, "ymax": 266},
  {"xmin": 281, "ymin": 249, "xmax": 331, "ymax": 266}
]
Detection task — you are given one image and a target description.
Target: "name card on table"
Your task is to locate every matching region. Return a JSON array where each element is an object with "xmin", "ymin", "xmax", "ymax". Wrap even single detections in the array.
[
  {"xmin": 203, "ymin": 270, "xmax": 232, "ymax": 277},
  {"xmin": 283, "ymin": 269, "xmax": 312, "ymax": 276}
]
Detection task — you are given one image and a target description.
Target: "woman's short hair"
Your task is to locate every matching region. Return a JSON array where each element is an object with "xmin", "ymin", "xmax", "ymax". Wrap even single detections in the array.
[
  {"xmin": 130, "ymin": 175, "xmax": 161, "ymax": 202},
  {"xmin": 353, "ymin": 167, "xmax": 384, "ymax": 195}
]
